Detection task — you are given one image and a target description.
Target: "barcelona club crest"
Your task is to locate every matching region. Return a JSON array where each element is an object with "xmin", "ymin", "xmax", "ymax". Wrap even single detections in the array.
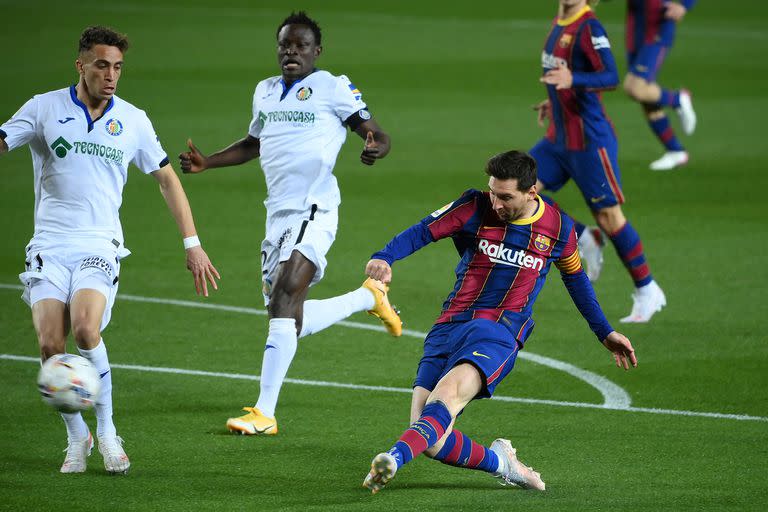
[
  {"xmin": 559, "ymin": 34, "xmax": 572, "ymax": 48},
  {"xmin": 534, "ymin": 234, "xmax": 551, "ymax": 252},
  {"xmin": 105, "ymin": 118, "xmax": 123, "ymax": 136},
  {"xmin": 296, "ymin": 87, "xmax": 313, "ymax": 101}
]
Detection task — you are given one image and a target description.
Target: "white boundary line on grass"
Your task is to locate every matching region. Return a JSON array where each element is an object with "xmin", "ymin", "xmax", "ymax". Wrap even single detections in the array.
[
  {"xmin": 2, "ymin": 284, "xmax": 766, "ymax": 423},
  {"xmin": 0, "ymin": 282, "xmax": 629, "ymax": 408},
  {"xmin": 0, "ymin": 354, "xmax": 765, "ymax": 423}
]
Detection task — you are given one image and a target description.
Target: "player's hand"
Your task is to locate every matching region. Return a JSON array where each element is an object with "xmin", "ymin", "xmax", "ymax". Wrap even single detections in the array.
[
  {"xmin": 663, "ymin": 2, "xmax": 687, "ymax": 22},
  {"xmin": 360, "ymin": 131, "xmax": 380, "ymax": 166},
  {"xmin": 179, "ymin": 139, "xmax": 209, "ymax": 174},
  {"xmin": 185, "ymin": 245, "xmax": 221, "ymax": 296},
  {"xmin": 601, "ymin": 331, "xmax": 638, "ymax": 370},
  {"xmin": 540, "ymin": 62, "xmax": 573, "ymax": 90},
  {"xmin": 365, "ymin": 258, "xmax": 392, "ymax": 284},
  {"xmin": 533, "ymin": 100, "xmax": 551, "ymax": 127}
]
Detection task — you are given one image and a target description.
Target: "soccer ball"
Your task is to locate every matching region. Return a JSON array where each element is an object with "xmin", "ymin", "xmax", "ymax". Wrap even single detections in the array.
[{"xmin": 37, "ymin": 354, "xmax": 101, "ymax": 413}]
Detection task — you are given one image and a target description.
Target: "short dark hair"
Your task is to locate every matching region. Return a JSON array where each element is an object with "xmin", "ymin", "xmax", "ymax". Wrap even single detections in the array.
[
  {"xmin": 484, "ymin": 150, "xmax": 538, "ymax": 191},
  {"xmin": 78, "ymin": 26, "xmax": 129, "ymax": 54},
  {"xmin": 277, "ymin": 11, "xmax": 322, "ymax": 45}
]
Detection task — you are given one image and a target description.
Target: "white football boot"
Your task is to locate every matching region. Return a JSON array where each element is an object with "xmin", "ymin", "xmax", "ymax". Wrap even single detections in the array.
[
  {"xmin": 578, "ymin": 227, "xmax": 605, "ymax": 282},
  {"xmin": 490, "ymin": 439, "xmax": 546, "ymax": 491},
  {"xmin": 98, "ymin": 435, "xmax": 130, "ymax": 475},
  {"xmin": 650, "ymin": 151, "xmax": 689, "ymax": 171},
  {"xmin": 362, "ymin": 452, "xmax": 398, "ymax": 494},
  {"xmin": 60, "ymin": 431, "xmax": 93, "ymax": 473},
  {"xmin": 620, "ymin": 280, "xmax": 667, "ymax": 323},
  {"xmin": 677, "ymin": 89, "xmax": 696, "ymax": 135}
]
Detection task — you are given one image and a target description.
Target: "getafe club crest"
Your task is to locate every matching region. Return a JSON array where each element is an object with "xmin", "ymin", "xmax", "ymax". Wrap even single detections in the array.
[
  {"xmin": 296, "ymin": 87, "xmax": 312, "ymax": 101},
  {"xmin": 105, "ymin": 118, "xmax": 123, "ymax": 136},
  {"xmin": 534, "ymin": 234, "xmax": 551, "ymax": 252},
  {"xmin": 559, "ymin": 34, "xmax": 572, "ymax": 48}
]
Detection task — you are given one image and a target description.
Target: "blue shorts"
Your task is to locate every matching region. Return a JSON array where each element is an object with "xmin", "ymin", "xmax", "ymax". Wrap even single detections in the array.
[
  {"xmin": 414, "ymin": 320, "xmax": 520, "ymax": 399},
  {"xmin": 531, "ymin": 137, "xmax": 625, "ymax": 211},
  {"xmin": 627, "ymin": 43, "xmax": 670, "ymax": 82}
]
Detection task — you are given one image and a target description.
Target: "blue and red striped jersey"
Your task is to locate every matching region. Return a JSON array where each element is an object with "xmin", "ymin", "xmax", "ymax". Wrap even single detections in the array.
[
  {"xmin": 541, "ymin": 6, "xmax": 619, "ymax": 150},
  {"xmin": 626, "ymin": 0, "xmax": 696, "ymax": 53},
  {"xmin": 372, "ymin": 190, "xmax": 614, "ymax": 343}
]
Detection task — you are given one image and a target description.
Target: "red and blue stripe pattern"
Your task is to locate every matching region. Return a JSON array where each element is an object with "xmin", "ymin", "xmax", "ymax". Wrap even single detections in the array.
[
  {"xmin": 542, "ymin": 8, "xmax": 618, "ymax": 151},
  {"xmin": 433, "ymin": 430, "xmax": 500, "ymax": 473},
  {"xmin": 389, "ymin": 401, "xmax": 452, "ymax": 468}
]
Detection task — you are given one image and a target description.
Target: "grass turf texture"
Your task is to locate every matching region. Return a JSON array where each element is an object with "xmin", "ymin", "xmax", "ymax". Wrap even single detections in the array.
[{"xmin": 0, "ymin": 1, "xmax": 766, "ymax": 510}]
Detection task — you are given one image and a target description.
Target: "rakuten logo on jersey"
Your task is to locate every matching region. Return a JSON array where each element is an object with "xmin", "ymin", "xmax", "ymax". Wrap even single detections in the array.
[{"xmin": 478, "ymin": 239, "xmax": 544, "ymax": 272}]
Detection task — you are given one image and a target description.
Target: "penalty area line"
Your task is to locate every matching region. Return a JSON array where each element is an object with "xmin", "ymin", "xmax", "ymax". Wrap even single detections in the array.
[{"xmin": 1, "ymin": 354, "xmax": 766, "ymax": 423}]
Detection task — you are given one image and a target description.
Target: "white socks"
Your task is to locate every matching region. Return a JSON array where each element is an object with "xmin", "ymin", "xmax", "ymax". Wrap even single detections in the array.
[
  {"xmin": 60, "ymin": 412, "xmax": 89, "ymax": 441},
  {"xmin": 299, "ymin": 287, "xmax": 375, "ymax": 338},
  {"xmin": 254, "ymin": 287, "xmax": 376, "ymax": 417},
  {"xmin": 78, "ymin": 340, "xmax": 116, "ymax": 439},
  {"xmin": 255, "ymin": 318, "xmax": 298, "ymax": 418}
]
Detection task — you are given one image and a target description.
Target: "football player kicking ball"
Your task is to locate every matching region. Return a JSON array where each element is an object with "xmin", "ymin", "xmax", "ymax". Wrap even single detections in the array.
[
  {"xmin": 0, "ymin": 27, "xmax": 220, "ymax": 474},
  {"xmin": 361, "ymin": 151, "xmax": 636, "ymax": 494},
  {"xmin": 179, "ymin": 11, "xmax": 400, "ymax": 436}
]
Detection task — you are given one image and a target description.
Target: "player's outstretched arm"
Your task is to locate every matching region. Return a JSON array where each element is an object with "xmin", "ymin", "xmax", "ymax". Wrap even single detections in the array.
[
  {"xmin": 355, "ymin": 120, "xmax": 390, "ymax": 166},
  {"xmin": 179, "ymin": 135, "xmax": 260, "ymax": 174},
  {"xmin": 365, "ymin": 258, "xmax": 392, "ymax": 284},
  {"xmin": 152, "ymin": 164, "xmax": 221, "ymax": 296},
  {"xmin": 601, "ymin": 331, "xmax": 638, "ymax": 370}
]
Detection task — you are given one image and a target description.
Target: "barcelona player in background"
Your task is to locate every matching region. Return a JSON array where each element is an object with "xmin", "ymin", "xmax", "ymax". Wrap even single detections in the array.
[
  {"xmin": 531, "ymin": 0, "xmax": 666, "ymax": 323},
  {"xmin": 623, "ymin": 0, "xmax": 697, "ymax": 171},
  {"xmin": 361, "ymin": 150, "xmax": 637, "ymax": 494}
]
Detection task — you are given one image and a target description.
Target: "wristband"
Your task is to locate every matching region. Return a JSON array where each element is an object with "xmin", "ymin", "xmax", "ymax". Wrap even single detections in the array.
[{"xmin": 183, "ymin": 235, "xmax": 201, "ymax": 250}]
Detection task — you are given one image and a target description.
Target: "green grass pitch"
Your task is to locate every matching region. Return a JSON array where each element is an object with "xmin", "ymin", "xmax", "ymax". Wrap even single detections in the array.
[{"xmin": 0, "ymin": 1, "xmax": 766, "ymax": 510}]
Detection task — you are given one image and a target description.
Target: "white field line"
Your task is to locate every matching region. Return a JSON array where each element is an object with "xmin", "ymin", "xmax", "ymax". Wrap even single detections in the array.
[
  {"xmin": 2, "ymin": 284, "xmax": 766, "ymax": 422},
  {"xmin": 0, "ymin": 283, "xmax": 630, "ymax": 408},
  {"xmin": 1, "ymin": 354, "xmax": 765, "ymax": 423}
]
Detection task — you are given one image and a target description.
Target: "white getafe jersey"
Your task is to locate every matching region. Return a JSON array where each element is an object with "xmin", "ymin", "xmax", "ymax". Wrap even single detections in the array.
[
  {"xmin": 0, "ymin": 86, "xmax": 168, "ymax": 249},
  {"xmin": 248, "ymin": 70, "xmax": 368, "ymax": 213}
]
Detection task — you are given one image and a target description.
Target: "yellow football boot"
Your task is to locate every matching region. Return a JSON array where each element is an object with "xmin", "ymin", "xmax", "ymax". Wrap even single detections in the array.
[
  {"xmin": 226, "ymin": 407, "xmax": 278, "ymax": 435},
  {"xmin": 362, "ymin": 278, "xmax": 402, "ymax": 337}
]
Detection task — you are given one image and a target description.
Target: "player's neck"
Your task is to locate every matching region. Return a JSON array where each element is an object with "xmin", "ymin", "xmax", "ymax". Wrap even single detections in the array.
[
  {"xmin": 75, "ymin": 82, "xmax": 110, "ymax": 119},
  {"xmin": 559, "ymin": 2, "xmax": 589, "ymax": 22}
]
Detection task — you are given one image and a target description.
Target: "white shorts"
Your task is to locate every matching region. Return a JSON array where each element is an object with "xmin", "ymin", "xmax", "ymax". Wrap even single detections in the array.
[
  {"xmin": 261, "ymin": 205, "xmax": 338, "ymax": 305},
  {"xmin": 19, "ymin": 241, "xmax": 123, "ymax": 331}
]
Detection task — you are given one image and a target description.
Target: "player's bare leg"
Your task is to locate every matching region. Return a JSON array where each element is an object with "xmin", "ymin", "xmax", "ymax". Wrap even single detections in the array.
[
  {"xmin": 594, "ymin": 206, "xmax": 665, "ymax": 322},
  {"xmin": 70, "ymin": 289, "xmax": 130, "ymax": 474},
  {"xmin": 228, "ymin": 252, "xmax": 312, "ymax": 435},
  {"xmin": 33, "ymin": 298, "xmax": 93, "ymax": 473}
]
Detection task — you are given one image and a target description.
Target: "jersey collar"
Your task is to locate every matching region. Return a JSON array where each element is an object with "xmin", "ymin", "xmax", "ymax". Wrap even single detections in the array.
[
  {"xmin": 279, "ymin": 68, "xmax": 318, "ymax": 101},
  {"xmin": 557, "ymin": 5, "xmax": 591, "ymax": 26},
  {"xmin": 69, "ymin": 85, "xmax": 115, "ymax": 132},
  {"xmin": 509, "ymin": 195, "xmax": 546, "ymax": 226}
]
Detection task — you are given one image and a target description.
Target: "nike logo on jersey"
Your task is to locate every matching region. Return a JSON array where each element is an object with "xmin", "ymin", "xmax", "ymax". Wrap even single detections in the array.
[
  {"xmin": 590, "ymin": 195, "xmax": 606, "ymax": 203},
  {"xmin": 58, "ymin": 117, "xmax": 75, "ymax": 124},
  {"xmin": 100, "ymin": 370, "xmax": 111, "ymax": 379},
  {"xmin": 472, "ymin": 351, "xmax": 491, "ymax": 359}
]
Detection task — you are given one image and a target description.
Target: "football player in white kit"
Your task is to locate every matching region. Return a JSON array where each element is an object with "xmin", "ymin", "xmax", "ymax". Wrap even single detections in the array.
[
  {"xmin": 179, "ymin": 12, "xmax": 401, "ymax": 436},
  {"xmin": 0, "ymin": 26, "xmax": 220, "ymax": 474}
]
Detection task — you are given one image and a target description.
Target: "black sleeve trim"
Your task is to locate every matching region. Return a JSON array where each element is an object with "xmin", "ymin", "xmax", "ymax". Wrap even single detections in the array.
[
  {"xmin": 158, "ymin": 156, "xmax": 170, "ymax": 168},
  {"xmin": 344, "ymin": 109, "xmax": 371, "ymax": 131},
  {"xmin": 0, "ymin": 129, "xmax": 7, "ymax": 140}
]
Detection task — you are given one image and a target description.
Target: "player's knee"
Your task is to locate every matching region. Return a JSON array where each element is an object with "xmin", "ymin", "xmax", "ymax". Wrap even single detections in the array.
[
  {"xmin": 623, "ymin": 76, "xmax": 640, "ymax": 99},
  {"xmin": 594, "ymin": 207, "xmax": 626, "ymax": 235},
  {"xmin": 71, "ymin": 321, "xmax": 100, "ymax": 346}
]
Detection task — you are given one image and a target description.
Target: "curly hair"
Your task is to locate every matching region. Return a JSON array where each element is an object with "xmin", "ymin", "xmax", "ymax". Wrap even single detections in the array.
[
  {"xmin": 78, "ymin": 26, "xmax": 129, "ymax": 54},
  {"xmin": 276, "ymin": 11, "xmax": 322, "ymax": 45}
]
